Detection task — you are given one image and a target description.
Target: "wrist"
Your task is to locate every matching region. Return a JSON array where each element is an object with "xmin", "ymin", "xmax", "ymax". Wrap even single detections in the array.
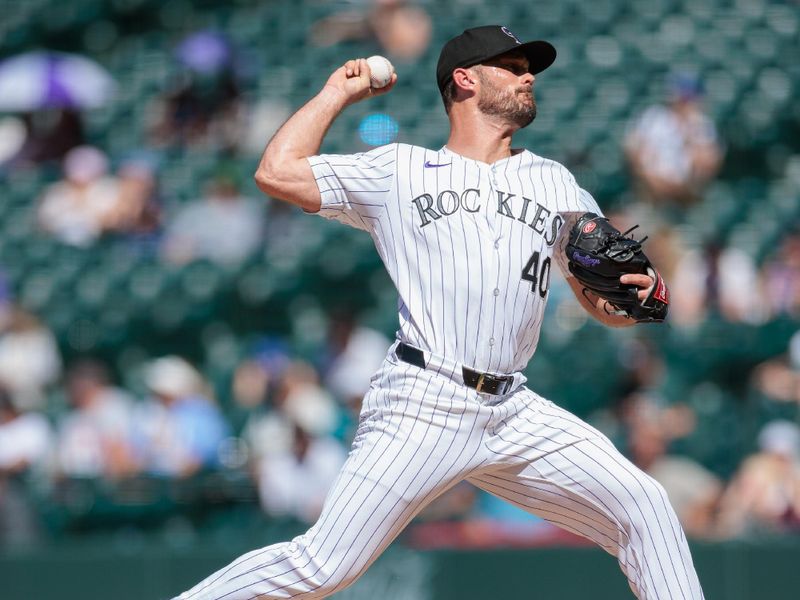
[{"xmin": 319, "ymin": 84, "xmax": 350, "ymax": 110}]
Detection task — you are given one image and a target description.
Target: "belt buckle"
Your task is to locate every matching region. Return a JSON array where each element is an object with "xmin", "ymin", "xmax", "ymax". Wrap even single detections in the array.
[{"xmin": 475, "ymin": 373, "xmax": 486, "ymax": 393}]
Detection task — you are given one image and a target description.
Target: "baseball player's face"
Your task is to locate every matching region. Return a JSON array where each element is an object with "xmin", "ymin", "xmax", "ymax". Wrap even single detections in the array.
[{"xmin": 474, "ymin": 52, "xmax": 536, "ymax": 128}]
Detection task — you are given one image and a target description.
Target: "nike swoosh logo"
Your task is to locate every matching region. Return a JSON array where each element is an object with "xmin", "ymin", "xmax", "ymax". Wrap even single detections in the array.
[{"xmin": 424, "ymin": 161, "xmax": 452, "ymax": 168}]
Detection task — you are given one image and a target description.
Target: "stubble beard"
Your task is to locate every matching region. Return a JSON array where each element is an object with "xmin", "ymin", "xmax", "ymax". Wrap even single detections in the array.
[{"xmin": 476, "ymin": 72, "xmax": 537, "ymax": 129}]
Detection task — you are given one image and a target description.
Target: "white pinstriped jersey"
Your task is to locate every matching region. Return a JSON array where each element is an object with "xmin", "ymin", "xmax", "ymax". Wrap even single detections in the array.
[{"xmin": 308, "ymin": 143, "xmax": 601, "ymax": 375}]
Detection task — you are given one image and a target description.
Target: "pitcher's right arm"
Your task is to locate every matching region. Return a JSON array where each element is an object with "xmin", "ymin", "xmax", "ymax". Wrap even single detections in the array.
[{"xmin": 254, "ymin": 58, "xmax": 397, "ymax": 213}]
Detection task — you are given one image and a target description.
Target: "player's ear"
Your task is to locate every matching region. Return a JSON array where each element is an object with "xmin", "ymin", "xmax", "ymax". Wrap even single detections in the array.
[{"xmin": 452, "ymin": 67, "xmax": 478, "ymax": 94}]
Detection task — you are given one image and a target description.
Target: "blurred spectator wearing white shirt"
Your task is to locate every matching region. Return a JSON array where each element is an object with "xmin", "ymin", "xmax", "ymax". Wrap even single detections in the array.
[
  {"xmin": 670, "ymin": 239, "xmax": 765, "ymax": 327},
  {"xmin": 255, "ymin": 387, "xmax": 347, "ymax": 524},
  {"xmin": 54, "ymin": 360, "xmax": 138, "ymax": 479},
  {"xmin": 231, "ymin": 337, "xmax": 345, "ymax": 516},
  {"xmin": 162, "ymin": 172, "xmax": 264, "ymax": 266},
  {"xmin": 237, "ymin": 353, "xmax": 346, "ymax": 523},
  {"xmin": 0, "ymin": 390, "xmax": 51, "ymax": 473},
  {"xmin": 37, "ymin": 146, "xmax": 121, "ymax": 247},
  {"xmin": 242, "ymin": 359, "xmax": 340, "ymax": 464},
  {"xmin": 256, "ymin": 418, "xmax": 347, "ymax": 525},
  {"xmin": 625, "ymin": 72, "xmax": 723, "ymax": 209},
  {"xmin": 0, "ymin": 306, "xmax": 61, "ymax": 412},
  {"xmin": 322, "ymin": 313, "xmax": 391, "ymax": 411},
  {"xmin": 0, "ymin": 387, "xmax": 52, "ymax": 545}
]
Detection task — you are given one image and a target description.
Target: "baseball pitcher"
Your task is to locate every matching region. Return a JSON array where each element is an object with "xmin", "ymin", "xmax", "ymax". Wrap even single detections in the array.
[{"xmin": 176, "ymin": 25, "xmax": 702, "ymax": 600}]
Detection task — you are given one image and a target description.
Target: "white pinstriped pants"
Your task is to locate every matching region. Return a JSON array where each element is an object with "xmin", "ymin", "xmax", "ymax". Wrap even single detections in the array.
[{"xmin": 177, "ymin": 351, "xmax": 704, "ymax": 600}]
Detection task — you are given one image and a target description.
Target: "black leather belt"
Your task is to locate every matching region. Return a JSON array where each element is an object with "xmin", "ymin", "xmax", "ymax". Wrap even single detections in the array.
[{"xmin": 396, "ymin": 342, "xmax": 515, "ymax": 396}]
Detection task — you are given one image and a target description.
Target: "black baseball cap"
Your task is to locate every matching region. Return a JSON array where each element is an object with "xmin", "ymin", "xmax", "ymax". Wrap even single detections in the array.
[{"xmin": 436, "ymin": 25, "xmax": 557, "ymax": 94}]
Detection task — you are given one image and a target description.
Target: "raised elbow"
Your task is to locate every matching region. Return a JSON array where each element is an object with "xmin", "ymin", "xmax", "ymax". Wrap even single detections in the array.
[
  {"xmin": 254, "ymin": 164, "xmax": 279, "ymax": 197},
  {"xmin": 253, "ymin": 157, "xmax": 319, "ymax": 213}
]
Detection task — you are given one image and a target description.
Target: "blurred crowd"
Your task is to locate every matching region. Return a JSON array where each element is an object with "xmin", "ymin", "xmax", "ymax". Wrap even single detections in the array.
[
  {"xmin": 2, "ymin": 298, "xmax": 800, "ymax": 548},
  {"xmin": 0, "ymin": 304, "xmax": 394, "ymax": 545},
  {"xmin": 1, "ymin": 0, "xmax": 800, "ymax": 553}
]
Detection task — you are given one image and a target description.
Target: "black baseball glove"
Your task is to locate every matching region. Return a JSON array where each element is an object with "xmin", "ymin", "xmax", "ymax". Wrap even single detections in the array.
[{"xmin": 565, "ymin": 213, "xmax": 669, "ymax": 323}]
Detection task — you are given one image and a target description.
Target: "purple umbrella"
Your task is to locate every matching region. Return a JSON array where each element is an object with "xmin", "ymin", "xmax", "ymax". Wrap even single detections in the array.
[{"xmin": 0, "ymin": 51, "xmax": 116, "ymax": 112}]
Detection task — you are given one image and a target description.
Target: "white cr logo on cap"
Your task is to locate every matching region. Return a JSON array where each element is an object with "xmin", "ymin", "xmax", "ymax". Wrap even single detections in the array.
[{"xmin": 501, "ymin": 27, "xmax": 521, "ymax": 44}]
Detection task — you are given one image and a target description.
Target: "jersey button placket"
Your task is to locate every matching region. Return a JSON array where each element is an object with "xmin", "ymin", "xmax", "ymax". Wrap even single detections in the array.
[{"xmin": 488, "ymin": 167, "xmax": 503, "ymax": 355}]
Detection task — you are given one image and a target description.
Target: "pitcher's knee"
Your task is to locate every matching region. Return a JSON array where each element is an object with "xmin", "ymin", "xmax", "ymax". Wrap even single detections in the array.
[
  {"xmin": 645, "ymin": 476, "xmax": 676, "ymax": 521},
  {"xmin": 279, "ymin": 538, "xmax": 361, "ymax": 597},
  {"xmin": 619, "ymin": 473, "xmax": 676, "ymax": 533},
  {"xmin": 299, "ymin": 564, "xmax": 358, "ymax": 597}
]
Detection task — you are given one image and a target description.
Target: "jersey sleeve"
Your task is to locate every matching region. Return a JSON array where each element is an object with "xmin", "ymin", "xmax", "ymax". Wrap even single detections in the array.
[
  {"xmin": 555, "ymin": 184, "xmax": 605, "ymax": 279},
  {"xmin": 306, "ymin": 144, "xmax": 397, "ymax": 231}
]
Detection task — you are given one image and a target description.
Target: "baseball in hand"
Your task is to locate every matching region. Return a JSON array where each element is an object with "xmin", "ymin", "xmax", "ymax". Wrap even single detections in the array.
[{"xmin": 366, "ymin": 55, "xmax": 394, "ymax": 89}]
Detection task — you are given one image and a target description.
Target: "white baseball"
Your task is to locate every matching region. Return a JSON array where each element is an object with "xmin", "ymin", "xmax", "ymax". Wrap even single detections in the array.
[{"xmin": 366, "ymin": 55, "xmax": 394, "ymax": 89}]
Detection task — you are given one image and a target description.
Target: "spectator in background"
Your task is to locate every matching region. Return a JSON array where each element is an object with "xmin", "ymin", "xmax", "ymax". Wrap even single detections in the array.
[
  {"xmin": 37, "ymin": 145, "xmax": 121, "ymax": 247},
  {"xmin": 624, "ymin": 72, "xmax": 723, "ymax": 211},
  {"xmin": 133, "ymin": 356, "xmax": 229, "ymax": 477},
  {"xmin": 752, "ymin": 330, "xmax": 800, "ymax": 406},
  {"xmin": 310, "ymin": 0, "xmax": 432, "ymax": 63},
  {"xmin": 4, "ymin": 109, "xmax": 84, "ymax": 168},
  {"xmin": 0, "ymin": 116, "xmax": 28, "ymax": 168},
  {"xmin": 320, "ymin": 311, "xmax": 391, "ymax": 412},
  {"xmin": 256, "ymin": 410, "xmax": 347, "ymax": 525},
  {"xmin": 717, "ymin": 420, "xmax": 800, "ymax": 537},
  {"xmin": 161, "ymin": 170, "xmax": 264, "ymax": 266},
  {"xmin": 763, "ymin": 229, "xmax": 800, "ymax": 319},
  {"xmin": 54, "ymin": 360, "xmax": 138, "ymax": 479},
  {"xmin": 669, "ymin": 238, "xmax": 765, "ymax": 327},
  {"xmin": 243, "ymin": 98, "xmax": 292, "ymax": 158},
  {"xmin": 230, "ymin": 336, "xmax": 291, "ymax": 433},
  {"xmin": 237, "ymin": 354, "xmax": 345, "ymax": 523},
  {"xmin": 0, "ymin": 306, "xmax": 61, "ymax": 412},
  {"xmin": 0, "ymin": 386, "xmax": 52, "ymax": 546},
  {"xmin": 241, "ymin": 359, "xmax": 340, "ymax": 465},
  {"xmin": 148, "ymin": 30, "xmax": 245, "ymax": 151},
  {"xmin": 106, "ymin": 156, "xmax": 162, "ymax": 251}
]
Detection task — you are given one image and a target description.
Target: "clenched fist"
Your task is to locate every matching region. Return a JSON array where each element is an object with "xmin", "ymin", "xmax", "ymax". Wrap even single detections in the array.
[{"xmin": 322, "ymin": 58, "xmax": 398, "ymax": 107}]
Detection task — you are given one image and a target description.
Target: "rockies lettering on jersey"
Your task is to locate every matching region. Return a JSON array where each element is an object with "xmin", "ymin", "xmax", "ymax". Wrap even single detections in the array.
[
  {"xmin": 308, "ymin": 143, "xmax": 601, "ymax": 375},
  {"xmin": 412, "ymin": 188, "xmax": 564, "ymax": 246}
]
